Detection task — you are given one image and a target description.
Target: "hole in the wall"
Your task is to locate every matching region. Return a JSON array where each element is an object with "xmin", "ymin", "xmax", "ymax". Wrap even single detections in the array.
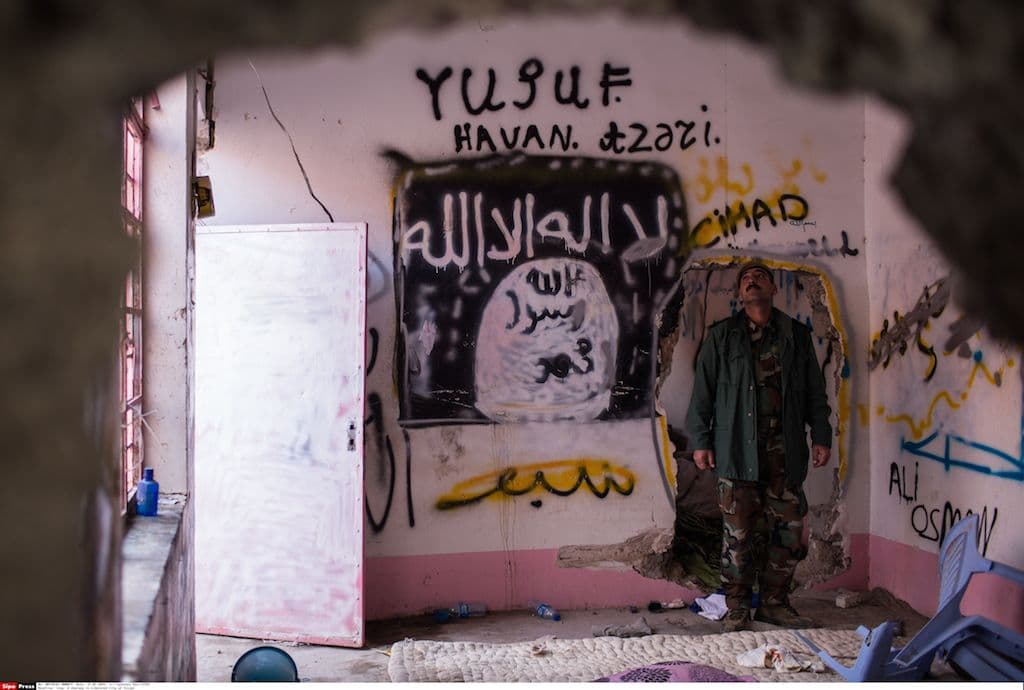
[
  {"xmin": 654, "ymin": 257, "xmax": 852, "ymax": 592},
  {"xmin": 556, "ymin": 257, "xmax": 853, "ymax": 591}
]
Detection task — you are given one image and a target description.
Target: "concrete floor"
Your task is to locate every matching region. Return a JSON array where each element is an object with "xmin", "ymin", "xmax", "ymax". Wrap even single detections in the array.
[{"xmin": 196, "ymin": 589, "xmax": 931, "ymax": 682}]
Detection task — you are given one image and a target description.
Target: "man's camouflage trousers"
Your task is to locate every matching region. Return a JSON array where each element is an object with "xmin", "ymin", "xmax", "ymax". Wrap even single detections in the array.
[{"xmin": 717, "ymin": 433, "xmax": 808, "ymax": 610}]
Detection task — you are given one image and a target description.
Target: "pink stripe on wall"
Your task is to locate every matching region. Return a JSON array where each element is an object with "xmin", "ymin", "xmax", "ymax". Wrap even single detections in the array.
[
  {"xmin": 366, "ymin": 534, "xmax": 1024, "ymax": 632},
  {"xmin": 365, "ymin": 548, "xmax": 701, "ymax": 620},
  {"xmin": 869, "ymin": 535, "xmax": 1024, "ymax": 634}
]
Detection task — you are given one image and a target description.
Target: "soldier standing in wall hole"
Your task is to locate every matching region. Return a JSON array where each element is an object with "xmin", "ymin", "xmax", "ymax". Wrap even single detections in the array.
[{"xmin": 684, "ymin": 262, "xmax": 832, "ymax": 632}]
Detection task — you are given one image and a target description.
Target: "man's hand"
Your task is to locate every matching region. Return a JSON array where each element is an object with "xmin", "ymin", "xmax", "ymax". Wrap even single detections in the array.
[
  {"xmin": 812, "ymin": 444, "xmax": 830, "ymax": 468},
  {"xmin": 693, "ymin": 449, "xmax": 716, "ymax": 471}
]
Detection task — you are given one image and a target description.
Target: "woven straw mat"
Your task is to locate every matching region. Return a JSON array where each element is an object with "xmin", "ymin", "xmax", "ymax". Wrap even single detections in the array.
[{"xmin": 388, "ymin": 627, "xmax": 864, "ymax": 682}]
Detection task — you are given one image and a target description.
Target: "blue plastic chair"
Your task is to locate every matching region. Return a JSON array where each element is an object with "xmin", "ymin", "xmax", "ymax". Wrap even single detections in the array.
[{"xmin": 797, "ymin": 514, "xmax": 1024, "ymax": 681}]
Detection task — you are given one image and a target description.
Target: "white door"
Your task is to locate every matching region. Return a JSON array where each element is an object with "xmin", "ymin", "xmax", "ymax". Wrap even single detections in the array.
[{"xmin": 195, "ymin": 223, "xmax": 366, "ymax": 646}]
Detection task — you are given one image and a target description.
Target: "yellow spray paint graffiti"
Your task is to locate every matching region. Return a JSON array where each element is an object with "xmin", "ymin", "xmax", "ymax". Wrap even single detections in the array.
[
  {"xmin": 658, "ymin": 415, "xmax": 676, "ymax": 493},
  {"xmin": 435, "ymin": 459, "xmax": 636, "ymax": 510},
  {"xmin": 874, "ymin": 357, "xmax": 1014, "ymax": 440},
  {"xmin": 685, "ymin": 157, "xmax": 828, "ymax": 250},
  {"xmin": 693, "ymin": 156, "xmax": 755, "ymax": 203}
]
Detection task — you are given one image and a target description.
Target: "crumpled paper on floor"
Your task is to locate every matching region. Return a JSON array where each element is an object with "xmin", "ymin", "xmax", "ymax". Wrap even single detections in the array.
[
  {"xmin": 736, "ymin": 644, "xmax": 827, "ymax": 673},
  {"xmin": 691, "ymin": 593, "xmax": 728, "ymax": 621}
]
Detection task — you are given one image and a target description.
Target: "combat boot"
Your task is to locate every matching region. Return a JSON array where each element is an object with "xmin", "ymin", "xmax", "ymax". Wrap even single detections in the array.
[
  {"xmin": 754, "ymin": 601, "xmax": 814, "ymax": 628},
  {"xmin": 721, "ymin": 607, "xmax": 751, "ymax": 633}
]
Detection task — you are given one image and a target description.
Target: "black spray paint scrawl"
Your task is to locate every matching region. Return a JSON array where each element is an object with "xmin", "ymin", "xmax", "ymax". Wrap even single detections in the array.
[{"xmin": 389, "ymin": 153, "xmax": 688, "ymax": 427}]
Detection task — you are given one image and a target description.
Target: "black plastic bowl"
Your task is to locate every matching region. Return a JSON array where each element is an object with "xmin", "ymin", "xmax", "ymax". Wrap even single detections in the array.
[{"xmin": 231, "ymin": 645, "xmax": 300, "ymax": 682}]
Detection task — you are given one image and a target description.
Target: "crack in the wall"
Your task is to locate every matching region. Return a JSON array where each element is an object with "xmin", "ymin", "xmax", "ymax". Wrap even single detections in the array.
[{"xmin": 248, "ymin": 60, "xmax": 335, "ymax": 223}]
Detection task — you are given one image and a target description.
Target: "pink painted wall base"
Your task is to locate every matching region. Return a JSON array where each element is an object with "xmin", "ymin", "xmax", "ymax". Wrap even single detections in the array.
[
  {"xmin": 365, "ymin": 548, "xmax": 700, "ymax": 620},
  {"xmin": 870, "ymin": 535, "xmax": 1024, "ymax": 634},
  {"xmin": 813, "ymin": 533, "xmax": 870, "ymax": 593},
  {"xmin": 368, "ymin": 533, "xmax": 1024, "ymax": 635}
]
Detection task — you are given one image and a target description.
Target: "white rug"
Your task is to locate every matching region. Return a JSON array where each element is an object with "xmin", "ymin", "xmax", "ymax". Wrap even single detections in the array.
[{"xmin": 388, "ymin": 628, "xmax": 864, "ymax": 682}]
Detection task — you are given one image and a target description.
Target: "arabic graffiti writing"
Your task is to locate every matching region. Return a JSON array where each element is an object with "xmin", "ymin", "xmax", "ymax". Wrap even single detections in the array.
[
  {"xmin": 869, "ymin": 278, "xmax": 950, "ymax": 379},
  {"xmin": 754, "ymin": 229, "xmax": 860, "ymax": 259},
  {"xmin": 392, "ymin": 153, "xmax": 687, "ymax": 426},
  {"xmin": 475, "ymin": 259, "xmax": 619, "ymax": 421},
  {"xmin": 364, "ymin": 321, "xmax": 415, "ymax": 533},
  {"xmin": 434, "ymin": 459, "xmax": 636, "ymax": 510}
]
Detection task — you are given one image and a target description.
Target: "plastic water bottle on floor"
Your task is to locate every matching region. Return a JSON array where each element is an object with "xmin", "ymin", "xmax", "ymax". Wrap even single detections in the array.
[
  {"xmin": 433, "ymin": 601, "xmax": 487, "ymax": 623},
  {"xmin": 528, "ymin": 600, "xmax": 561, "ymax": 621}
]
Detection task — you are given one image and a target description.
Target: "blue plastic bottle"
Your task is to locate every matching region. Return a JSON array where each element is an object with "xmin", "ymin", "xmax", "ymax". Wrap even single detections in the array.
[
  {"xmin": 432, "ymin": 601, "xmax": 487, "ymax": 623},
  {"xmin": 528, "ymin": 600, "xmax": 561, "ymax": 621},
  {"xmin": 137, "ymin": 468, "xmax": 159, "ymax": 516}
]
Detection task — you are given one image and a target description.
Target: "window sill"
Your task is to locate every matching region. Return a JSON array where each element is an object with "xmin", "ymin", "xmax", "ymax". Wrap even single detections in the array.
[{"xmin": 121, "ymin": 495, "xmax": 188, "ymax": 681}]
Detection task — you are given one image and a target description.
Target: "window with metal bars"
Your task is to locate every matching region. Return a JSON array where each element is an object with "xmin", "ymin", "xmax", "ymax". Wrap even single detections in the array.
[{"xmin": 121, "ymin": 98, "xmax": 145, "ymax": 510}]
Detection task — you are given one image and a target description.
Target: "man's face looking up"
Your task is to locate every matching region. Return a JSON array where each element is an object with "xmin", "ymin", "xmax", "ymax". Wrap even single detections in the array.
[{"xmin": 739, "ymin": 267, "xmax": 777, "ymax": 305}]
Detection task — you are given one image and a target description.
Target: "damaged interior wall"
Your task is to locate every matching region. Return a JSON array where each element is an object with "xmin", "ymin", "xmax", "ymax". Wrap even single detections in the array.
[
  {"xmin": 199, "ymin": 14, "xmax": 869, "ymax": 619},
  {"xmin": 864, "ymin": 100, "xmax": 1024, "ymax": 632},
  {"xmin": 6, "ymin": 0, "xmax": 1024, "ymax": 680},
  {"xmin": 655, "ymin": 261, "xmax": 852, "ymax": 591}
]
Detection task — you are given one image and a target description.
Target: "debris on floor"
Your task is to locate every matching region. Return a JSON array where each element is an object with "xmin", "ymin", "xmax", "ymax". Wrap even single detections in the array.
[
  {"xmin": 591, "ymin": 616, "xmax": 653, "ymax": 638},
  {"xmin": 736, "ymin": 644, "xmax": 826, "ymax": 673},
  {"xmin": 530, "ymin": 635, "xmax": 557, "ymax": 656},
  {"xmin": 198, "ymin": 589, "xmax": 933, "ymax": 682},
  {"xmin": 528, "ymin": 600, "xmax": 561, "ymax": 621},
  {"xmin": 690, "ymin": 592, "xmax": 728, "ymax": 621},
  {"xmin": 835, "ymin": 589, "xmax": 869, "ymax": 608},
  {"xmin": 647, "ymin": 598, "xmax": 688, "ymax": 612}
]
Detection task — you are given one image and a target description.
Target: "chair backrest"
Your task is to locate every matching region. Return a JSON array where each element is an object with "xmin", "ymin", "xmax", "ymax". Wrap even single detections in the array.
[{"xmin": 937, "ymin": 514, "xmax": 992, "ymax": 610}]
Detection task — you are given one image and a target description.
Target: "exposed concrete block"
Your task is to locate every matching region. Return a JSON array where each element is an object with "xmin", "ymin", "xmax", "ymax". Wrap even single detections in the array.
[{"xmin": 835, "ymin": 589, "xmax": 869, "ymax": 609}]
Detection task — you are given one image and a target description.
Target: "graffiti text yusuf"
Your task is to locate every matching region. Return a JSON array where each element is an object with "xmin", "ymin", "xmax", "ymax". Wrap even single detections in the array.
[{"xmin": 415, "ymin": 60, "xmax": 717, "ymax": 155}]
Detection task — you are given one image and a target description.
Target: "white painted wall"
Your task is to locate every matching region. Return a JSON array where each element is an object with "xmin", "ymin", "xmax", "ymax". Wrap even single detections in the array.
[
  {"xmin": 200, "ymin": 13, "xmax": 870, "ymax": 604},
  {"xmin": 144, "ymin": 73, "xmax": 196, "ymax": 494},
  {"xmin": 865, "ymin": 99, "xmax": 1023, "ymax": 570}
]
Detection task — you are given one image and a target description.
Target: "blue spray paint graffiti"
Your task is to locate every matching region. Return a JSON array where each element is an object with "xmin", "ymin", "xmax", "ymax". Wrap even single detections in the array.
[{"xmin": 901, "ymin": 429, "xmax": 1024, "ymax": 483}]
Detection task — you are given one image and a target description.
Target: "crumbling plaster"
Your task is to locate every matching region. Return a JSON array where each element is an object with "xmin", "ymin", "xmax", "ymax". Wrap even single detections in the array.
[{"xmin": 2, "ymin": 0, "xmax": 1020, "ymax": 679}]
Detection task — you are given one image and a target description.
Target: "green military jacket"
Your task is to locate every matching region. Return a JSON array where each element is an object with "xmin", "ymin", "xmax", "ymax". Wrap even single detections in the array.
[{"xmin": 684, "ymin": 307, "xmax": 832, "ymax": 487}]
